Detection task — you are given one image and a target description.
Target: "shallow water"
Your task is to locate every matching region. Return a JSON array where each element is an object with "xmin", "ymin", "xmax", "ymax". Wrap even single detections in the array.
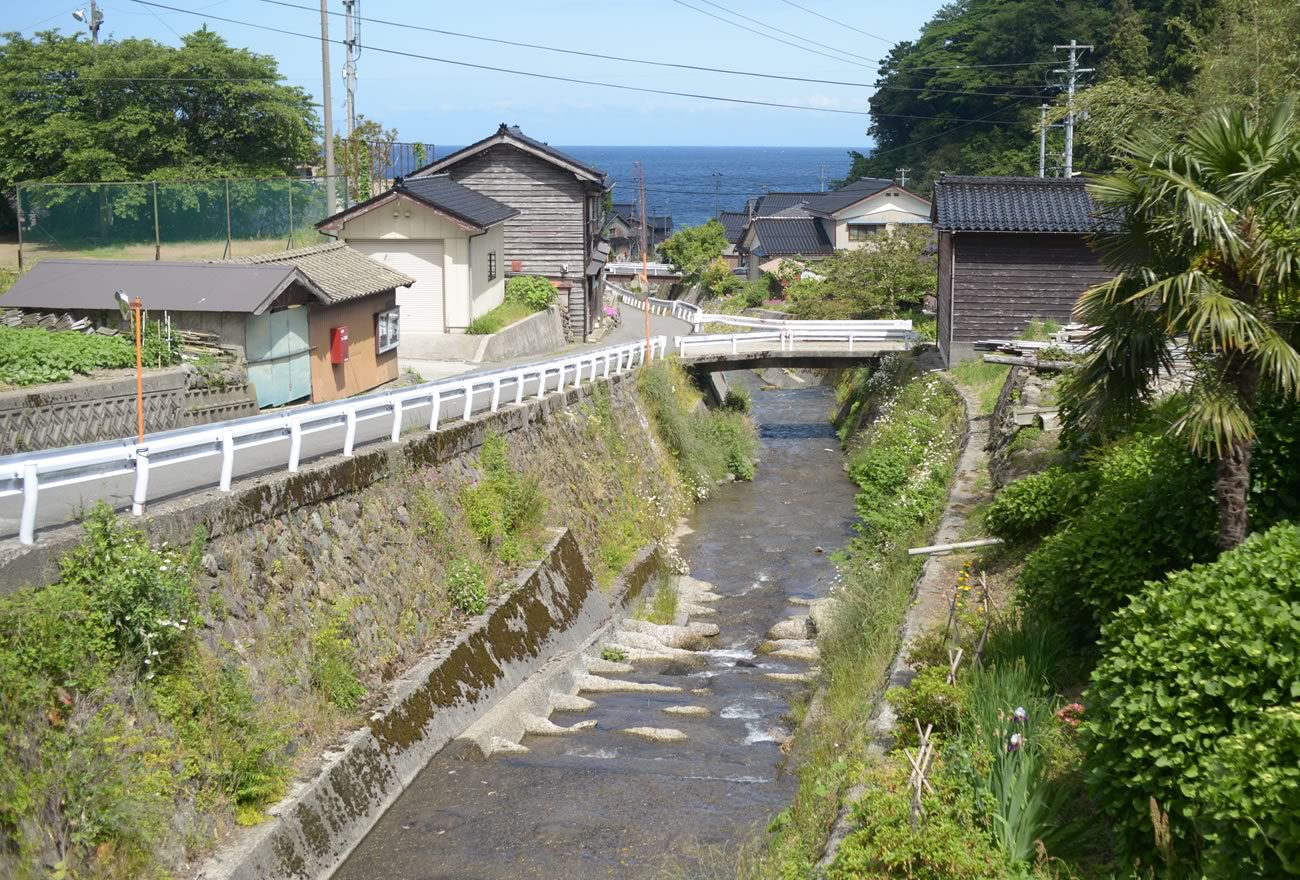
[{"xmin": 334, "ymin": 374, "xmax": 859, "ymax": 879}]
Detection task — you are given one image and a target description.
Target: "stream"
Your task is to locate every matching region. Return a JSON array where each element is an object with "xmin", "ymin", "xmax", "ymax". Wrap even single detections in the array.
[{"xmin": 334, "ymin": 373, "xmax": 860, "ymax": 879}]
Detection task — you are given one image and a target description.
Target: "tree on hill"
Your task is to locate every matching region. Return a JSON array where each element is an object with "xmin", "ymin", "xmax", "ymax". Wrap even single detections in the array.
[
  {"xmin": 659, "ymin": 219, "xmax": 728, "ymax": 278},
  {"xmin": 0, "ymin": 27, "xmax": 318, "ymax": 189}
]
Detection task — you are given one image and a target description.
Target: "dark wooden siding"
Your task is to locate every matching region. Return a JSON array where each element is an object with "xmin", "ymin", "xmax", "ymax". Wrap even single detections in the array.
[
  {"xmin": 441, "ymin": 144, "xmax": 588, "ymax": 279},
  {"xmin": 937, "ymin": 231, "xmax": 953, "ymax": 363},
  {"xmin": 951, "ymin": 232, "xmax": 1111, "ymax": 342}
]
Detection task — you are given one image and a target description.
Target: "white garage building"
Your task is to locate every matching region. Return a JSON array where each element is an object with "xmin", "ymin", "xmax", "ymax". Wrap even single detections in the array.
[{"xmin": 317, "ymin": 175, "xmax": 518, "ymax": 349}]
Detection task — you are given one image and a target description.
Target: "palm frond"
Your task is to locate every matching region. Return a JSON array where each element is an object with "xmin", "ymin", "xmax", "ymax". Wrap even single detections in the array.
[
  {"xmin": 1254, "ymin": 328, "xmax": 1300, "ymax": 396},
  {"xmin": 1170, "ymin": 380, "xmax": 1256, "ymax": 458}
]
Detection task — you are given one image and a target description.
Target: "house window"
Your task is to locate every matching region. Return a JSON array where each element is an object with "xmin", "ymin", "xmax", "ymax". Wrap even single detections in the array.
[
  {"xmin": 376, "ymin": 306, "xmax": 400, "ymax": 353},
  {"xmin": 488, "ymin": 250, "xmax": 497, "ymax": 281},
  {"xmin": 848, "ymin": 223, "xmax": 886, "ymax": 242}
]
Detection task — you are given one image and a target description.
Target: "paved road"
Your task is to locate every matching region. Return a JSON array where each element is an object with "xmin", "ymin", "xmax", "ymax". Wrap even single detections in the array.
[{"xmin": 0, "ymin": 304, "xmax": 691, "ymax": 546}]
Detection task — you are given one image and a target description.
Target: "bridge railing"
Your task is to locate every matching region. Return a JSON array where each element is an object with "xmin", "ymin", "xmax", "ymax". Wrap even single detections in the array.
[
  {"xmin": 676, "ymin": 325, "xmax": 914, "ymax": 357},
  {"xmin": 612, "ymin": 284, "xmax": 703, "ymax": 323},
  {"xmin": 0, "ymin": 336, "xmax": 668, "ymax": 546}
]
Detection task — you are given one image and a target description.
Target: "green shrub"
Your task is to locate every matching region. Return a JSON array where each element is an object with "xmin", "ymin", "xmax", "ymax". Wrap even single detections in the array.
[
  {"xmin": 1086, "ymin": 522, "xmax": 1300, "ymax": 876},
  {"xmin": 733, "ymin": 277, "xmax": 771, "ymax": 309},
  {"xmin": 446, "ymin": 557, "xmax": 488, "ymax": 616},
  {"xmin": 1006, "ymin": 425, "xmax": 1043, "ymax": 452},
  {"xmin": 459, "ymin": 433, "xmax": 545, "ymax": 564},
  {"xmin": 700, "ymin": 258, "xmax": 740, "ymax": 298},
  {"xmin": 886, "ymin": 665, "xmax": 965, "ymax": 744},
  {"xmin": 505, "ymin": 275, "xmax": 556, "ymax": 311},
  {"xmin": 1016, "ymin": 434, "xmax": 1216, "ymax": 646},
  {"xmin": 309, "ymin": 599, "xmax": 367, "ymax": 710},
  {"xmin": 984, "ymin": 466, "xmax": 1090, "ymax": 544},
  {"xmin": 722, "ymin": 385, "xmax": 751, "ymax": 412},
  {"xmin": 828, "ymin": 758, "xmax": 1006, "ymax": 880},
  {"xmin": 600, "ymin": 645, "xmax": 628, "ymax": 663}
]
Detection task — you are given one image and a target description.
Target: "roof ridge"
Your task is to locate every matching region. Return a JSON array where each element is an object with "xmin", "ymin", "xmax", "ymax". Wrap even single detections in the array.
[{"xmin": 227, "ymin": 241, "xmax": 345, "ymax": 264}]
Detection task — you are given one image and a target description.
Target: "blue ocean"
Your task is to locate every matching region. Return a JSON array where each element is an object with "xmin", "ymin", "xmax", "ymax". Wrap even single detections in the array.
[{"xmin": 435, "ymin": 145, "xmax": 860, "ymax": 229}]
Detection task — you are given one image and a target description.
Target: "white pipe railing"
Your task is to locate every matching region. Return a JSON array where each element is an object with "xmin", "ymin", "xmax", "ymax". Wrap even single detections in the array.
[
  {"xmin": 0, "ymin": 336, "xmax": 668, "ymax": 546},
  {"xmin": 606, "ymin": 262, "xmax": 681, "ymax": 278},
  {"xmin": 612, "ymin": 284, "xmax": 703, "ymax": 323},
  {"xmin": 676, "ymin": 326, "xmax": 914, "ymax": 358}
]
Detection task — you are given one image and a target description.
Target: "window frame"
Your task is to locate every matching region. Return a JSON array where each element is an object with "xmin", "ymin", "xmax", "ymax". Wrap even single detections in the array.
[
  {"xmin": 848, "ymin": 223, "xmax": 886, "ymax": 242},
  {"xmin": 375, "ymin": 306, "xmax": 401, "ymax": 354},
  {"xmin": 488, "ymin": 250, "xmax": 497, "ymax": 281}
]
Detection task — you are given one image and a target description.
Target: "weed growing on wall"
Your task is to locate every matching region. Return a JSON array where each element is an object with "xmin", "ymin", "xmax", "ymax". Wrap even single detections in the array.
[
  {"xmin": 459, "ymin": 433, "xmax": 546, "ymax": 565},
  {"xmin": 309, "ymin": 597, "xmax": 368, "ymax": 711},
  {"xmin": 446, "ymin": 558, "xmax": 488, "ymax": 616}
]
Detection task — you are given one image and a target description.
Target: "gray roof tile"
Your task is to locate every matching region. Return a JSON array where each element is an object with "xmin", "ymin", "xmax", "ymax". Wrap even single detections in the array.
[
  {"xmin": 397, "ymin": 175, "xmax": 518, "ymax": 228},
  {"xmin": 933, "ymin": 176, "xmax": 1112, "ymax": 233},
  {"xmin": 718, "ymin": 211, "xmax": 748, "ymax": 243},
  {"xmin": 230, "ymin": 242, "xmax": 414, "ymax": 303},
  {"xmin": 749, "ymin": 217, "xmax": 834, "ymax": 256}
]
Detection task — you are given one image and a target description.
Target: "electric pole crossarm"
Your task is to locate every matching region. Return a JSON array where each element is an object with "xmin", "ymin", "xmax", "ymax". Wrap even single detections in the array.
[{"xmin": 1053, "ymin": 40, "xmax": 1094, "ymax": 178}]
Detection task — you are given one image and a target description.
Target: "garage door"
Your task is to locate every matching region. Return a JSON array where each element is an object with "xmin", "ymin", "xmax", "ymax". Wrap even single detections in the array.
[{"xmin": 349, "ymin": 239, "xmax": 445, "ymax": 333}]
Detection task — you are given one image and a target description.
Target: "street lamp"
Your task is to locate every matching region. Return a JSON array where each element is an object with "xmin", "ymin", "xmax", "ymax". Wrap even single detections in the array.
[
  {"xmin": 115, "ymin": 290, "xmax": 144, "ymax": 444},
  {"xmin": 72, "ymin": 3, "xmax": 103, "ymax": 48}
]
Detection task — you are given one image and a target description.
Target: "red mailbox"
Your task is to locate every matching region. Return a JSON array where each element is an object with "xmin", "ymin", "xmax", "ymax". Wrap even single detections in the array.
[{"xmin": 329, "ymin": 326, "xmax": 349, "ymax": 364}]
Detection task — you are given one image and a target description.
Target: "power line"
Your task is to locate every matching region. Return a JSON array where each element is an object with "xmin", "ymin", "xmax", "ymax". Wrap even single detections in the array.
[
  {"xmin": 686, "ymin": 0, "xmax": 880, "ymax": 65},
  {"xmin": 248, "ymin": 0, "xmax": 1045, "ymax": 99},
  {"xmin": 129, "ymin": 1, "xmax": 1040, "ymax": 123},
  {"xmin": 775, "ymin": 0, "xmax": 895, "ymax": 46},
  {"xmin": 667, "ymin": 0, "xmax": 875, "ymax": 70}
]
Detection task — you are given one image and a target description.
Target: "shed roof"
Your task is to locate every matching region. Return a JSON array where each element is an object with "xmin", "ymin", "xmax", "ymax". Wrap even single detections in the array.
[
  {"xmin": 1, "ymin": 259, "xmax": 312, "ymax": 314},
  {"xmin": 228, "ymin": 242, "xmax": 414, "ymax": 303},
  {"xmin": 411, "ymin": 124, "xmax": 610, "ymax": 188},
  {"xmin": 932, "ymin": 176, "xmax": 1111, "ymax": 233},
  {"xmin": 749, "ymin": 217, "xmax": 835, "ymax": 256},
  {"xmin": 316, "ymin": 174, "xmax": 517, "ymax": 233}
]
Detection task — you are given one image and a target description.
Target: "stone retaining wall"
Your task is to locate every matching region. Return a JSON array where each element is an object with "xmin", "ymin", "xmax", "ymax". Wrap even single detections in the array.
[{"xmin": 0, "ymin": 367, "xmax": 258, "ymax": 455}]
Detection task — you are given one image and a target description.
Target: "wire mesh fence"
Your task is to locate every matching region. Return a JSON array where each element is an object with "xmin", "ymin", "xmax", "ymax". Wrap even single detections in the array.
[{"xmin": 12, "ymin": 175, "xmax": 348, "ymax": 269}]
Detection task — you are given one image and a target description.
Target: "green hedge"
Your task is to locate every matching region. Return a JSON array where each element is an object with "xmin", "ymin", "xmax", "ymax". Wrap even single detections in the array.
[
  {"xmin": 504, "ymin": 275, "xmax": 556, "ymax": 311},
  {"xmin": 1086, "ymin": 522, "xmax": 1300, "ymax": 876},
  {"xmin": 984, "ymin": 465, "xmax": 1091, "ymax": 544}
]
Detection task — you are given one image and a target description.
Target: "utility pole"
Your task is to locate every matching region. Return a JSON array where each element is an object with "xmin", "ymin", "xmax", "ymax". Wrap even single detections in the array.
[
  {"xmin": 319, "ymin": 0, "xmax": 336, "ymax": 206},
  {"xmin": 712, "ymin": 171, "xmax": 722, "ymax": 217},
  {"xmin": 343, "ymin": 0, "xmax": 360, "ymax": 142},
  {"xmin": 1039, "ymin": 104, "xmax": 1048, "ymax": 177},
  {"xmin": 634, "ymin": 161, "xmax": 651, "ymax": 362},
  {"xmin": 73, "ymin": 3, "xmax": 104, "ymax": 48},
  {"xmin": 818, "ymin": 163, "xmax": 828, "ymax": 192},
  {"xmin": 896, "ymin": 167, "xmax": 910, "ymax": 188},
  {"xmin": 1053, "ymin": 40, "xmax": 1094, "ymax": 178}
]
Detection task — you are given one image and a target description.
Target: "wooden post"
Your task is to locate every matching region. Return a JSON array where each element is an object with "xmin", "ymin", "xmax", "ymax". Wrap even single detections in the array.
[{"xmin": 287, "ymin": 183, "xmax": 294, "ymax": 251}]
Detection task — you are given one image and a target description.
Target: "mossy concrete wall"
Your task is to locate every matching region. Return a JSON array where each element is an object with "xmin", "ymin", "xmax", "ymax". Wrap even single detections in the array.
[{"xmin": 199, "ymin": 531, "xmax": 662, "ymax": 880}]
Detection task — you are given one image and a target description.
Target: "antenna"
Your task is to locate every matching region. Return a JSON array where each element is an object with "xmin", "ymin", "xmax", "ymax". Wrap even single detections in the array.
[
  {"xmin": 818, "ymin": 163, "xmax": 828, "ymax": 192},
  {"xmin": 712, "ymin": 170, "xmax": 722, "ymax": 217}
]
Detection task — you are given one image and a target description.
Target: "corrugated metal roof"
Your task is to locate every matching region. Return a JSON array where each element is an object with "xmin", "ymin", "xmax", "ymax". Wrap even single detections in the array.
[
  {"xmin": 749, "ymin": 217, "xmax": 835, "ymax": 256},
  {"xmin": 396, "ymin": 175, "xmax": 518, "ymax": 228},
  {"xmin": 0, "ymin": 259, "xmax": 305, "ymax": 314},
  {"xmin": 229, "ymin": 242, "xmax": 414, "ymax": 303},
  {"xmin": 933, "ymin": 176, "xmax": 1112, "ymax": 233}
]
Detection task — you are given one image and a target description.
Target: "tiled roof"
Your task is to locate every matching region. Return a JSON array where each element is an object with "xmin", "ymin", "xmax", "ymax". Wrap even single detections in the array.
[
  {"xmin": 718, "ymin": 211, "xmax": 748, "ymax": 243},
  {"xmin": 499, "ymin": 125, "xmax": 608, "ymax": 183},
  {"xmin": 749, "ymin": 217, "xmax": 834, "ymax": 256},
  {"xmin": 754, "ymin": 181, "xmax": 896, "ymax": 217},
  {"xmin": 836, "ymin": 177, "xmax": 895, "ymax": 193},
  {"xmin": 754, "ymin": 193, "xmax": 820, "ymax": 216},
  {"xmin": 397, "ymin": 175, "xmax": 518, "ymax": 228},
  {"xmin": 231, "ymin": 242, "xmax": 414, "ymax": 303},
  {"xmin": 412, "ymin": 124, "xmax": 609, "ymax": 187},
  {"xmin": 932, "ymin": 176, "xmax": 1111, "ymax": 233}
]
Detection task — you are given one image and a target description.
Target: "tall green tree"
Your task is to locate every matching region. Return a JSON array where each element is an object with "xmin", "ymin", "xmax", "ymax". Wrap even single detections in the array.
[
  {"xmin": 1069, "ymin": 99, "xmax": 1300, "ymax": 548},
  {"xmin": 788, "ymin": 226, "xmax": 936, "ymax": 320},
  {"xmin": 659, "ymin": 219, "xmax": 728, "ymax": 278},
  {"xmin": 0, "ymin": 28, "xmax": 318, "ymax": 188}
]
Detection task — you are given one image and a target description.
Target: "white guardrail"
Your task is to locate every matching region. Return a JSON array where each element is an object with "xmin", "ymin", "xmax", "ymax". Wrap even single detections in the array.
[
  {"xmin": 610, "ymin": 282, "xmax": 916, "ymax": 352},
  {"xmin": 606, "ymin": 262, "xmax": 681, "ymax": 278},
  {"xmin": 0, "ymin": 336, "xmax": 668, "ymax": 546}
]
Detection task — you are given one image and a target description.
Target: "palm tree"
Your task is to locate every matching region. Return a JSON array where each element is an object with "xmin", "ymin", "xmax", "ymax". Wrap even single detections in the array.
[{"xmin": 1070, "ymin": 98, "xmax": 1300, "ymax": 549}]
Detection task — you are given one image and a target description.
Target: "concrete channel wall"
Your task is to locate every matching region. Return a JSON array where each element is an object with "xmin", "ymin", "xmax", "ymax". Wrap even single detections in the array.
[{"xmin": 198, "ymin": 531, "xmax": 662, "ymax": 880}]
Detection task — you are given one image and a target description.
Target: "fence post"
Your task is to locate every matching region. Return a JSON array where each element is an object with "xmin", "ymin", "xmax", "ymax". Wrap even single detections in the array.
[
  {"xmin": 288, "ymin": 418, "xmax": 302, "ymax": 472},
  {"xmin": 19, "ymin": 463, "xmax": 38, "ymax": 545},
  {"xmin": 131, "ymin": 449, "xmax": 150, "ymax": 516},
  {"xmin": 219, "ymin": 431, "xmax": 235, "ymax": 490},
  {"xmin": 344, "ymin": 408, "xmax": 358, "ymax": 455},
  {"xmin": 152, "ymin": 181, "xmax": 161, "ymax": 261},
  {"xmin": 286, "ymin": 183, "xmax": 294, "ymax": 251},
  {"xmin": 15, "ymin": 184, "xmax": 23, "ymax": 271},
  {"xmin": 223, "ymin": 178, "xmax": 233, "ymax": 260}
]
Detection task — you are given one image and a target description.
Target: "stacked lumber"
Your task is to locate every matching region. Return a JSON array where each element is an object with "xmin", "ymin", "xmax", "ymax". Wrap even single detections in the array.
[{"xmin": 177, "ymin": 329, "xmax": 226, "ymax": 359}]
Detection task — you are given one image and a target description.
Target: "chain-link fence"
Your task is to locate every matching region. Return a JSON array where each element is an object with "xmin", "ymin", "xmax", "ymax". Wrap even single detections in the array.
[{"xmin": 12, "ymin": 175, "xmax": 348, "ymax": 269}]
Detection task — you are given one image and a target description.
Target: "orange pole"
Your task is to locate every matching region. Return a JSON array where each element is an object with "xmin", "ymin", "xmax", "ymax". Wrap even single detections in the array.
[{"xmin": 134, "ymin": 297, "xmax": 144, "ymax": 443}]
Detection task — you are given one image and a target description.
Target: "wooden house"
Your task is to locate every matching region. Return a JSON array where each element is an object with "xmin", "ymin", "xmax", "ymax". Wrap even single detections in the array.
[
  {"xmin": 0, "ymin": 244, "xmax": 414, "ymax": 408},
  {"xmin": 408, "ymin": 125, "xmax": 613, "ymax": 340},
  {"xmin": 931, "ymin": 176, "xmax": 1115, "ymax": 365}
]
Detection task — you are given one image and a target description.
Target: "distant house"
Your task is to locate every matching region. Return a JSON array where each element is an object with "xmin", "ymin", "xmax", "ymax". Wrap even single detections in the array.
[
  {"xmin": 606, "ymin": 201, "xmax": 673, "ymax": 262},
  {"xmin": 735, "ymin": 178, "xmax": 932, "ymax": 278},
  {"xmin": 1, "ymin": 244, "xmax": 415, "ymax": 407},
  {"xmin": 408, "ymin": 124, "xmax": 613, "ymax": 340},
  {"xmin": 717, "ymin": 211, "xmax": 748, "ymax": 268},
  {"xmin": 932, "ymin": 176, "xmax": 1115, "ymax": 365},
  {"xmin": 739, "ymin": 209, "xmax": 836, "ymax": 279},
  {"xmin": 316, "ymin": 175, "xmax": 517, "ymax": 349}
]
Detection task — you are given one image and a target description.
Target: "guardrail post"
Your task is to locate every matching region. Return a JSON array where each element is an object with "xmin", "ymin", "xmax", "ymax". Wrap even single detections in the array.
[
  {"xmin": 344, "ymin": 408, "xmax": 358, "ymax": 455},
  {"xmin": 732, "ymin": 336, "xmax": 738, "ymax": 355},
  {"xmin": 589, "ymin": 357, "xmax": 598, "ymax": 381},
  {"xmin": 219, "ymin": 431, "xmax": 235, "ymax": 490},
  {"xmin": 462, "ymin": 382, "xmax": 474, "ymax": 422},
  {"xmin": 536, "ymin": 368, "xmax": 548, "ymax": 400},
  {"xmin": 19, "ymin": 463, "xmax": 38, "ymax": 546},
  {"xmin": 849, "ymin": 335, "xmax": 855, "ymax": 354},
  {"xmin": 391, "ymin": 398, "xmax": 404, "ymax": 443},
  {"xmin": 288, "ymin": 419, "xmax": 302, "ymax": 472},
  {"xmin": 490, "ymin": 378, "xmax": 502, "ymax": 412},
  {"xmin": 514, "ymin": 373, "xmax": 525, "ymax": 405},
  {"xmin": 429, "ymin": 393, "xmax": 441, "ymax": 430},
  {"xmin": 131, "ymin": 448, "xmax": 150, "ymax": 516},
  {"xmin": 603, "ymin": 352, "xmax": 611, "ymax": 379}
]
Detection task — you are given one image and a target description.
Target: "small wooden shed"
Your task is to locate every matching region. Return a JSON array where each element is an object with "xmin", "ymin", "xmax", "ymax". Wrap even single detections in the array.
[{"xmin": 931, "ymin": 176, "xmax": 1115, "ymax": 365}]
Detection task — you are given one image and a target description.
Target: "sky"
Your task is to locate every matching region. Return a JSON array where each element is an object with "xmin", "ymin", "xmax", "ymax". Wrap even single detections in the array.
[{"xmin": 3, "ymin": 0, "xmax": 947, "ymax": 148}]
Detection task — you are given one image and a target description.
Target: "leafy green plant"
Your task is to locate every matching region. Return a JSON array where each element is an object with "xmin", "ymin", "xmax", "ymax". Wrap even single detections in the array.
[
  {"xmin": 1006, "ymin": 425, "xmax": 1043, "ymax": 453},
  {"xmin": 465, "ymin": 300, "xmax": 535, "ymax": 335},
  {"xmin": 984, "ymin": 466, "xmax": 1090, "ymax": 544},
  {"xmin": 1086, "ymin": 522, "xmax": 1300, "ymax": 875},
  {"xmin": 446, "ymin": 557, "xmax": 488, "ymax": 616},
  {"xmin": 599, "ymin": 646, "xmax": 628, "ymax": 663},
  {"xmin": 309, "ymin": 599, "xmax": 366, "ymax": 710},
  {"xmin": 459, "ymin": 433, "xmax": 545, "ymax": 564},
  {"xmin": 722, "ymin": 385, "xmax": 751, "ymax": 413},
  {"xmin": 886, "ymin": 666, "xmax": 965, "ymax": 744},
  {"xmin": 504, "ymin": 275, "xmax": 556, "ymax": 312}
]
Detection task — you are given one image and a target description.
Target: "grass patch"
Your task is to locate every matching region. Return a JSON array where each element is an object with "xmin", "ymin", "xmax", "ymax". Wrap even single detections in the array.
[
  {"xmin": 465, "ymin": 300, "xmax": 536, "ymax": 335},
  {"xmin": 949, "ymin": 358, "xmax": 1010, "ymax": 416},
  {"xmin": 600, "ymin": 646, "xmax": 628, "ymax": 663},
  {"xmin": 635, "ymin": 571, "xmax": 679, "ymax": 625},
  {"xmin": 1020, "ymin": 317, "xmax": 1062, "ymax": 342}
]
